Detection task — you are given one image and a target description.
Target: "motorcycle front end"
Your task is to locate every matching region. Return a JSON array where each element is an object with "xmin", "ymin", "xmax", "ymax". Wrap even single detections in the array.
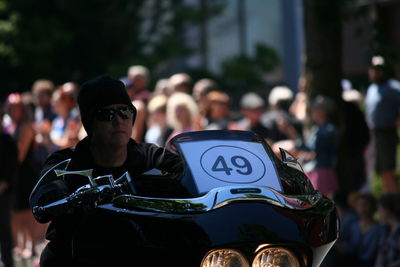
[{"xmin": 33, "ymin": 130, "xmax": 339, "ymax": 267}]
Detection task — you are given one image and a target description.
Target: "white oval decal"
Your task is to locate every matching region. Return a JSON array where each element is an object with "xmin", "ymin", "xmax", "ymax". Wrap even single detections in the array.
[{"xmin": 200, "ymin": 145, "xmax": 266, "ymax": 183}]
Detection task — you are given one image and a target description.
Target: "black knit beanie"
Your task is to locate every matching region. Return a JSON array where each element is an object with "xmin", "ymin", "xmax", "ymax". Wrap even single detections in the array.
[{"xmin": 77, "ymin": 74, "xmax": 136, "ymax": 135}]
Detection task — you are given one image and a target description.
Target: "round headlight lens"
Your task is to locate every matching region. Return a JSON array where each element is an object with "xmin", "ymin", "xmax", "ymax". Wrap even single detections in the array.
[
  {"xmin": 252, "ymin": 247, "xmax": 299, "ymax": 267},
  {"xmin": 201, "ymin": 249, "xmax": 249, "ymax": 267}
]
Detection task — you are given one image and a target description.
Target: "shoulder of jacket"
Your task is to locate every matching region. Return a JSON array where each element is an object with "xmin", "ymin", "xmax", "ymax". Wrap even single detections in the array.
[{"xmin": 46, "ymin": 147, "xmax": 75, "ymax": 163}]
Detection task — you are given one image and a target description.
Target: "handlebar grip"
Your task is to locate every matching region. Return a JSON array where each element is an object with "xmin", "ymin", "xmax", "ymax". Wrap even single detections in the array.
[
  {"xmin": 32, "ymin": 206, "xmax": 46, "ymax": 219},
  {"xmin": 32, "ymin": 196, "xmax": 74, "ymax": 222}
]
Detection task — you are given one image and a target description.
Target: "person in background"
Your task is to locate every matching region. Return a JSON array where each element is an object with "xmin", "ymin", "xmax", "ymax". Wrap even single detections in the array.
[
  {"xmin": 31, "ymin": 79, "xmax": 56, "ymax": 159},
  {"xmin": 153, "ymin": 78, "xmax": 169, "ymax": 96},
  {"xmin": 0, "ymin": 109, "xmax": 18, "ymax": 267},
  {"xmin": 346, "ymin": 193, "xmax": 383, "ymax": 267},
  {"xmin": 295, "ymin": 95, "xmax": 338, "ymax": 198},
  {"xmin": 49, "ymin": 82, "xmax": 81, "ymax": 151},
  {"xmin": 2, "ymin": 93, "xmax": 42, "ymax": 259},
  {"xmin": 236, "ymin": 92, "xmax": 273, "ymax": 142},
  {"xmin": 145, "ymin": 94, "xmax": 172, "ymax": 146},
  {"xmin": 127, "ymin": 65, "xmax": 152, "ymax": 103},
  {"xmin": 166, "ymin": 92, "xmax": 199, "ymax": 141},
  {"xmin": 203, "ymin": 90, "xmax": 232, "ymax": 130},
  {"xmin": 191, "ymin": 78, "xmax": 217, "ymax": 131},
  {"xmin": 342, "ymin": 79, "xmax": 363, "ymax": 106},
  {"xmin": 365, "ymin": 56, "xmax": 400, "ymax": 193},
  {"xmin": 167, "ymin": 73, "xmax": 192, "ymax": 95},
  {"xmin": 125, "ymin": 65, "xmax": 151, "ymax": 142},
  {"xmin": 340, "ymin": 80, "xmax": 370, "ymax": 192},
  {"xmin": 289, "ymin": 76, "xmax": 308, "ymax": 122},
  {"xmin": 262, "ymin": 85, "xmax": 302, "ymax": 143},
  {"xmin": 375, "ymin": 193, "xmax": 400, "ymax": 267},
  {"xmin": 192, "ymin": 78, "xmax": 217, "ymax": 111},
  {"xmin": 321, "ymin": 191, "xmax": 359, "ymax": 267}
]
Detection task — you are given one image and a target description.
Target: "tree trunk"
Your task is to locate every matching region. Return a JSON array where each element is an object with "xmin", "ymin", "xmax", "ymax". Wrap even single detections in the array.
[
  {"xmin": 303, "ymin": 0, "xmax": 342, "ymax": 100},
  {"xmin": 303, "ymin": 0, "xmax": 358, "ymax": 193}
]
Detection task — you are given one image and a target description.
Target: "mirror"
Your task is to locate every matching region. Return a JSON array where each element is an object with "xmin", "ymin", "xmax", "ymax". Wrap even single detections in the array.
[{"xmin": 279, "ymin": 148, "xmax": 304, "ymax": 173}]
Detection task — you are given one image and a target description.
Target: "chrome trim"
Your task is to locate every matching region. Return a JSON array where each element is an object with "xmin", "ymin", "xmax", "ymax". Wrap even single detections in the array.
[
  {"xmin": 280, "ymin": 148, "xmax": 304, "ymax": 173},
  {"xmin": 110, "ymin": 185, "xmax": 322, "ymax": 214},
  {"xmin": 55, "ymin": 169, "xmax": 95, "ymax": 187},
  {"xmin": 29, "ymin": 159, "xmax": 72, "ymax": 200}
]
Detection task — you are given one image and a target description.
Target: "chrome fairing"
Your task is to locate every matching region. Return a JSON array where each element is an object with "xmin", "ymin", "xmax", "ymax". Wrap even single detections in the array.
[{"xmin": 109, "ymin": 185, "xmax": 322, "ymax": 214}]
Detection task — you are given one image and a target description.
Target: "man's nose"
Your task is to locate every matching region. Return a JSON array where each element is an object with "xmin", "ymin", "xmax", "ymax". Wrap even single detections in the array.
[{"xmin": 112, "ymin": 113, "xmax": 125, "ymax": 124}]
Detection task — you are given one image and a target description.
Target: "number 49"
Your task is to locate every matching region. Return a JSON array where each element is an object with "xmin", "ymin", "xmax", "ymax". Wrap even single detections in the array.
[{"xmin": 211, "ymin": 155, "xmax": 252, "ymax": 175}]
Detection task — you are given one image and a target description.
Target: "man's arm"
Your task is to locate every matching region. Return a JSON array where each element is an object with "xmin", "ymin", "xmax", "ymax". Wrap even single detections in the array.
[
  {"xmin": 29, "ymin": 148, "xmax": 74, "ymax": 223},
  {"xmin": 141, "ymin": 143, "xmax": 184, "ymax": 174}
]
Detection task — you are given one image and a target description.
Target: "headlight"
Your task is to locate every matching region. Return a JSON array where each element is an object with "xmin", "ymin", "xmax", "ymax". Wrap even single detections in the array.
[
  {"xmin": 201, "ymin": 249, "xmax": 249, "ymax": 267},
  {"xmin": 252, "ymin": 247, "xmax": 299, "ymax": 267}
]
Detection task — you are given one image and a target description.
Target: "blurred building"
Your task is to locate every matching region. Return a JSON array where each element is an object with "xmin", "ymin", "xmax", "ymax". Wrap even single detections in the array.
[
  {"xmin": 184, "ymin": 0, "xmax": 304, "ymax": 91},
  {"xmin": 144, "ymin": 0, "xmax": 400, "ymax": 92},
  {"xmin": 343, "ymin": 0, "xmax": 400, "ymax": 80}
]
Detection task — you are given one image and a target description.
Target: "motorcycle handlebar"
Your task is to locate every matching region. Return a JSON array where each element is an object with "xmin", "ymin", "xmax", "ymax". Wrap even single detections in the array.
[{"xmin": 32, "ymin": 184, "xmax": 123, "ymax": 222}]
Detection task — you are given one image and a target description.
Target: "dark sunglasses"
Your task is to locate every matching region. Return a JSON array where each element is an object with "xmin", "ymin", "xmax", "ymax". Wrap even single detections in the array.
[{"xmin": 96, "ymin": 106, "xmax": 135, "ymax": 122}]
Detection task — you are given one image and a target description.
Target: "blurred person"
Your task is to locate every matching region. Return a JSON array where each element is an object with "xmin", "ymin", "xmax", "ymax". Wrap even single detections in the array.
[
  {"xmin": 31, "ymin": 79, "xmax": 56, "ymax": 163},
  {"xmin": 2, "ymin": 93, "xmax": 42, "ymax": 259},
  {"xmin": 289, "ymin": 76, "xmax": 308, "ymax": 121},
  {"xmin": 296, "ymin": 95, "xmax": 338, "ymax": 197},
  {"xmin": 120, "ymin": 76, "xmax": 135, "ymax": 100},
  {"xmin": 0, "ymin": 109, "xmax": 18, "ymax": 267},
  {"xmin": 339, "ymin": 80, "xmax": 370, "ymax": 192},
  {"xmin": 345, "ymin": 193, "xmax": 383, "ymax": 267},
  {"xmin": 236, "ymin": 92, "xmax": 273, "ymax": 141},
  {"xmin": 153, "ymin": 78, "xmax": 169, "ymax": 96},
  {"xmin": 167, "ymin": 73, "xmax": 192, "ymax": 95},
  {"xmin": 365, "ymin": 56, "xmax": 400, "ymax": 193},
  {"xmin": 375, "ymin": 193, "xmax": 400, "ymax": 267},
  {"xmin": 263, "ymin": 86, "xmax": 302, "ymax": 146},
  {"xmin": 192, "ymin": 78, "xmax": 217, "ymax": 109},
  {"xmin": 166, "ymin": 92, "xmax": 199, "ymax": 141},
  {"xmin": 50, "ymin": 83, "xmax": 81, "ymax": 151},
  {"xmin": 129, "ymin": 100, "xmax": 147, "ymax": 143},
  {"xmin": 145, "ymin": 95, "xmax": 172, "ymax": 146},
  {"xmin": 322, "ymin": 191, "xmax": 359, "ymax": 267},
  {"xmin": 125, "ymin": 66, "xmax": 151, "ymax": 142},
  {"xmin": 32, "ymin": 79, "xmax": 56, "ymax": 123},
  {"xmin": 120, "ymin": 76, "xmax": 146, "ymax": 142},
  {"xmin": 120, "ymin": 76, "xmax": 150, "ymax": 142},
  {"xmin": 203, "ymin": 90, "xmax": 232, "ymax": 130},
  {"xmin": 127, "ymin": 65, "xmax": 152, "ymax": 103},
  {"xmin": 342, "ymin": 79, "xmax": 363, "ymax": 106},
  {"xmin": 191, "ymin": 78, "xmax": 217, "ymax": 131}
]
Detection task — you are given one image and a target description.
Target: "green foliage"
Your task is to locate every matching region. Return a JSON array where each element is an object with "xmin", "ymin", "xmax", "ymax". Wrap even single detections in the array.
[
  {"xmin": 220, "ymin": 43, "xmax": 279, "ymax": 92},
  {"xmin": 0, "ymin": 0, "xmax": 226, "ymax": 96}
]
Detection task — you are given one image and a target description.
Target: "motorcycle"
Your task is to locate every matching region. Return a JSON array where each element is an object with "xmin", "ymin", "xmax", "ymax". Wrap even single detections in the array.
[{"xmin": 31, "ymin": 130, "xmax": 338, "ymax": 267}]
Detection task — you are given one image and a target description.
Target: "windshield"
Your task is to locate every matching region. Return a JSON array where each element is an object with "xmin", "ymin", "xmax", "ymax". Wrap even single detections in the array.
[{"xmin": 168, "ymin": 130, "xmax": 283, "ymax": 196}]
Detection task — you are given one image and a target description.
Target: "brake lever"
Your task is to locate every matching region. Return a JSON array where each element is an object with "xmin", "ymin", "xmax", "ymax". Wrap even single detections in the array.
[
  {"xmin": 32, "ymin": 183, "xmax": 125, "ymax": 222},
  {"xmin": 33, "ymin": 169, "xmax": 135, "ymax": 222}
]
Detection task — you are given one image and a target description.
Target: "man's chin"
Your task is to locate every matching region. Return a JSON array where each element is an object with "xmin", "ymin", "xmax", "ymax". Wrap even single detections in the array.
[{"xmin": 108, "ymin": 136, "xmax": 130, "ymax": 146}]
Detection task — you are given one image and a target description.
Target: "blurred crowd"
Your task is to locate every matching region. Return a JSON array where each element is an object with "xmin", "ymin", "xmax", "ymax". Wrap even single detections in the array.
[{"xmin": 0, "ymin": 57, "xmax": 399, "ymax": 266}]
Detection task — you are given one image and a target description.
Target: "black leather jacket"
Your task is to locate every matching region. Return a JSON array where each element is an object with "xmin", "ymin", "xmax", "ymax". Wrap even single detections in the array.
[{"xmin": 29, "ymin": 136, "xmax": 183, "ymax": 266}]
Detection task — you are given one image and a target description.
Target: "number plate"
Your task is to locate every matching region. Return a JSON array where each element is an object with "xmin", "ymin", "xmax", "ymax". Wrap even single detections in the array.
[{"xmin": 179, "ymin": 140, "xmax": 282, "ymax": 193}]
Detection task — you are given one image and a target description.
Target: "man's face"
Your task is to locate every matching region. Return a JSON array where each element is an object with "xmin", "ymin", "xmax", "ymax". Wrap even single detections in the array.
[{"xmin": 91, "ymin": 104, "xmax": 134, "ymax": 147}]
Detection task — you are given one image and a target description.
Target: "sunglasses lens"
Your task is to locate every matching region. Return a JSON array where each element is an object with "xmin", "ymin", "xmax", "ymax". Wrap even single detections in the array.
[
  {"xmin": 97, "ymin": 107, "xmax": 134, "ymax": 121},
  {"xmin": 97, "ymin": 110, "xmax": 115, "ymax": 121},
  {"xmin": 117, "ymin": 107, "xmax": 135, "ymax": 119}
]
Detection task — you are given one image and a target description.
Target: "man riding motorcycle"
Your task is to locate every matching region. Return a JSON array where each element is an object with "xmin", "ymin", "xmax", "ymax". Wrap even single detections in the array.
[{"xmin": 29, "ymin": 75, "xmax": 183, "ymax": 266}]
